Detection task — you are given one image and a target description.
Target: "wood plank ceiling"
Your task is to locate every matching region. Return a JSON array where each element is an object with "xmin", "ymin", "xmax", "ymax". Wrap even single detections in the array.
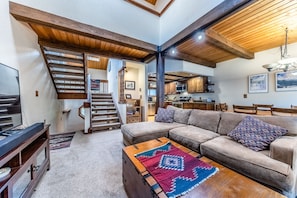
[{"xmin": 9, "ymin": 0, "xmax": 297, "ymax": 97}]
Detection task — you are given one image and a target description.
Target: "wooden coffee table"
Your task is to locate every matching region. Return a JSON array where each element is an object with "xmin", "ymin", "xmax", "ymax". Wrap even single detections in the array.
[{"xmin": 122, "ymin": 137, "xmax": 285, "ymax": 198}]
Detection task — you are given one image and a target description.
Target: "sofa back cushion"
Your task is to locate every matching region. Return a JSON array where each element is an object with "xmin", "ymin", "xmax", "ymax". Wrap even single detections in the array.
[
  {"xmin": 218, "ymin": 112, "xmax": 247, "ymax": 135},
  {"xmin": 188, "ymin": 109, "xmax": 221, "ymax": 132},
  {"xmin": 257, "ymin": 116, "xmax": 297, "ymax": 136},
  {"xmin": 167, "ymin": 105, "xmax": 192, "ymax": 124},
  {"xmin": 218, "ymin": 112, "xmax": 297, "ymax": 136}
]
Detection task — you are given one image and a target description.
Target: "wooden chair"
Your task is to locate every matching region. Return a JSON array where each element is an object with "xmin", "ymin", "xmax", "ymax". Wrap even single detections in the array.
[
  {"xmin": 253, "ymin": 104, "xmax": 273, "ymax": 115},
  {"xmin": 291, "ymin": 105, "xmax": 297, "ymax": 109},
  {"xmin": 271, "ymin": 107, "xmax": 297, "ymax": 116},
  {"xmin": 233, "ymin": 105, "xmax": 257, "ymax": 114},
  {"xmin": 216, "ymin": 103, "xmax": 228, "ymax": 111}
]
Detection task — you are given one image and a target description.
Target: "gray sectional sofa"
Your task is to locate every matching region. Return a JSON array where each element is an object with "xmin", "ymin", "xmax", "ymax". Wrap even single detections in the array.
[{"xmin": 121, "ymin": 105, "xmax": 297, "ymax": 197}]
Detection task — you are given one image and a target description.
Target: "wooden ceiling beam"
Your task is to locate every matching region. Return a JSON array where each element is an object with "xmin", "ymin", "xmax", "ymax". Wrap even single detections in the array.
[
  {"xmin": 9, "ymin": 2, "xmax": 157, "ymax": 53},
  {"xmin": 205, "ymin": 29, "xmax": 254, "ymax": 59},
  {"xmin": 166, "ymin": 52, "xmax": 216, "ymax": 68},
  {"xmin": 39, "ymin": 40, "xmax": 144, "ymax": 63},
  {"xmin": 160, "ymin": 0, "xmax": 256, "ymax": 52}
]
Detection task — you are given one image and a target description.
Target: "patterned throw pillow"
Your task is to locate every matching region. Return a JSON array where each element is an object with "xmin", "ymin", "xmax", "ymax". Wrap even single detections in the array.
[
  {"xmin": 155, "ymin": 108, "xmax": 175, "ymax": 123},
  {"xmin": 227, "ymin": 116, "xmax": 287, "ymax": 151}
]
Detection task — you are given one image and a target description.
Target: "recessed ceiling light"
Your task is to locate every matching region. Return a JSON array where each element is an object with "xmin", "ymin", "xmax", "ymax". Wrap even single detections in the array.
[
  {"xmin": 169, "ymin": 48, "xmax": 177, "ymax": 55},
  {"xmin": 195, "ymin": 31, "xmax": 205, "ymax": 41}
]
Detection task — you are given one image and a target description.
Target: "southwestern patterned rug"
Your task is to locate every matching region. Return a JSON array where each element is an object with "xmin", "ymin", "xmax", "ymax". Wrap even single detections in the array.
[
  {"xmin": 135, "ymin": 142, "xmax": 218, "ymax": 198},
  {"xmin": 49, "ymin": 132, "xmax": 76, "ymax": 150}
]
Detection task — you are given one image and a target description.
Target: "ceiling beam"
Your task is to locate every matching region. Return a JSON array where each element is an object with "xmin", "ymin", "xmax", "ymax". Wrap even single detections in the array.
[
  {"xmin": 205, "ymin": 29, "xmax": 254, "ymax": 59},
  {"xmin": 166, "ymin": 52, "xmax": 216, "ymax": 68},
  {"xmin": 39, "ymin": 40, "xmax": 144, "ymax": 63},
  {"xmin": 9, "ymin": 2, "xmax": 157, "ymax": 54},
  {"xmin": 160, "ymin": 0, "xmax": 256, "ymax": 52}
]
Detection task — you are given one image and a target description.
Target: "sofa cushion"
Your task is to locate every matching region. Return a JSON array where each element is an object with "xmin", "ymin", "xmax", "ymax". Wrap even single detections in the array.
[
  {"xmin": 200, "ymin": 136, "xmax": 294, "ymax": 194},
  {"xmin": 169, "ymin": 125, "xmax": 219, "ymax": 152},
  {"xmin": 155, "ymin": 108, "xmax": 175, "ymax": 123},
  {"xmin": 217, "ymin": 112, "xmax": 247, "ymax": 135},
  {"xmin": 167, "ymin": 105, "xmax": 192, "ymax": 124},
  {"xmin": 227, "ymin": 116, "xmax": 288, "ymax": 151},
  {"xmin": 188, "ymin": 110, "xmax": 221, "ymax": 132},
  {"xmin": 218, "ymin": 112, "xmax": 297, "ymax": 136},
  {"xmin": 121, "ymin": 121, "xmax": 186, "ymax": 145}
]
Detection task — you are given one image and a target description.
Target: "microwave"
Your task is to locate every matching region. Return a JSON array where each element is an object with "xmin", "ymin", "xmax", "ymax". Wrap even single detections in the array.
[{"xmin": 176, "ymin": 84, "xmax": 186, "ymax": 92}]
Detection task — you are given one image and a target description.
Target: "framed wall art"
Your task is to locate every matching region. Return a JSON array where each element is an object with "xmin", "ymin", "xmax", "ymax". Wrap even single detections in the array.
[
  {"xmin": 275, "ymin": 70, "xmax": 297, "ymax": 92},
  {"xmin": 248, "ymin": 73, "xmax": 268, "ymax": 93},
  {"xmin": 125, "ymin": 81, "xmax": 135, "ymax": 90}
]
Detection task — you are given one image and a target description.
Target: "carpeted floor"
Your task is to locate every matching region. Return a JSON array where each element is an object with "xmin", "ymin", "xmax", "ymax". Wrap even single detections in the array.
[{"xmin": 31, "ymin": 129, "xmax": 128, "ymax": 198}]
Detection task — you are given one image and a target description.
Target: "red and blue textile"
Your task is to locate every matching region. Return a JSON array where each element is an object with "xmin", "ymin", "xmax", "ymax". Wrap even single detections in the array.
[{"xmin": 135, "ymin": 142, "xmax": 218, "ymax": 198}]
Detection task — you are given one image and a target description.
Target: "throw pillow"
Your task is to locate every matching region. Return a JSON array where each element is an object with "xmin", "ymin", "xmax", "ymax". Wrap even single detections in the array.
[
  {"xmin": 155, "ymin": 108, "xmax": 175, "ymax": 123},
  {"xmin": 227, "ymin": 116, "xmax": 288, "ymax": 151}
]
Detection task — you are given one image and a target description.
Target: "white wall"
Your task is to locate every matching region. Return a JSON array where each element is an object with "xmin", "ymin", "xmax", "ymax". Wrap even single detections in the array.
[
  {"xmin": 214, "ymin": 43, "xmax": 297, "ymax": 108},
  {"xmin": 1, "ymin": 0, "xmax": 61, "ymax": 133},
  {"xmin": 11, "ymin": 0, "xmax": 223, "ymax": 45},
  {"xmin": 88, "ymin": 68, "xmax": 107, "ymax": 80},
  {"xmin": 107, "ymin": 59, "xmax": 127, "ymax": 122},
  {"xmin": 11, "ymin": 0, "xmax": 160, "ymax": 44},
  {"xmin": 159, "ymin": 0, "xmax": 223, "ymax": 44}
]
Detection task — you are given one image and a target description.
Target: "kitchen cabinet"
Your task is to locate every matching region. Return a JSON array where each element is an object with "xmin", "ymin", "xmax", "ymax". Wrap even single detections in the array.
[
  {"xmin": 164, "ymin": 82, "xmax": 176, "ymax": 95},
  {"xmin": 183, "ymin": 102, "xmax": 215, "ymax": 110},
  {"xmin": 187, "ymin": 77, "xmax": 215, "ymax": 93},
  {"xmin": 187, "ymin": 77, "xmax": 205, "ymax": 93}
]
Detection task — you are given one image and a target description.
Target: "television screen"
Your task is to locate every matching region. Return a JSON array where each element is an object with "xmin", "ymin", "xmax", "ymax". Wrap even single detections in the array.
[{"xmin": 0, "ymin": 63, "xmax": 22, "ymax": 132}]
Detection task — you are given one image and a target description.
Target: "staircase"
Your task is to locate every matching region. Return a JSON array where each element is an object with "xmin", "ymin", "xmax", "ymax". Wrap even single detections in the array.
[
  {"xmin": 41, "ymin": 46, "xmax": 87, "ymax": 99},
  {"xmin": 90, "ymin": 93, "xmax": 121, "ymax": 132}
]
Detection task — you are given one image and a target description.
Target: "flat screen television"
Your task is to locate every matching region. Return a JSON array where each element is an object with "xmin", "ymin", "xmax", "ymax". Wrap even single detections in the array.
[{"xmin": 0, "ymin": 63, "xmax": 22, "ymax": 132}]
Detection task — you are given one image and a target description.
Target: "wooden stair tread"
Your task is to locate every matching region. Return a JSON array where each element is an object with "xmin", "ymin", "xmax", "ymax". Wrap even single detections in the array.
[
  {"xmin": 92, "ymin": 103, "xmax": 114, "ymax": 106},
  {"xmin": 92, "ymin": 117, "xmax": 119, "ymax": 122},
  {"xmin": 92, "ymin": 99, "xmax": 113, "ymax": 102},
  {"xmin": 56, "ymin": 83, "xmax": 85, "ymax": 87},
  {"xmin": 49, "ymin": 63, "xmax": 84, "ymax": 71},
  {"xmin": 92, "ymin": 107, "xmax": 116, "ymax": 111},
  {"xmin": 51, "ymin": 71, "xmax": 84, "ymax": 77},
  {"xmin": 54, "ymin": 77, "xmax": 85, "ymax": 82},
  {"xmin": 46, "ymin": 54, "xmax": 84, "ymax": 64},
  {"xmin": 92, "ymin": 111, "xmax": 117, "ymax": 116}
]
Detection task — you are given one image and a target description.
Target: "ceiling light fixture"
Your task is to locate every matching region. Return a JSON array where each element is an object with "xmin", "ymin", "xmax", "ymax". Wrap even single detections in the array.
[
  {"xmin": 262, "ymin": 28, "xmax": 297, "ymax": 72},
  {"xmin": 195, "ymin": 31, "xmax": 205, "ymax": 41},
  {"xmin": 169, "ymin": 47, "xmax": 177, "ymax": 55}
]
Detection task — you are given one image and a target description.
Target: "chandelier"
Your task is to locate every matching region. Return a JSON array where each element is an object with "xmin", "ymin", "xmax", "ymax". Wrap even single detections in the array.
[{"xmin": 262, "ymin": 28, "xmax": 297, "ymax": 72}]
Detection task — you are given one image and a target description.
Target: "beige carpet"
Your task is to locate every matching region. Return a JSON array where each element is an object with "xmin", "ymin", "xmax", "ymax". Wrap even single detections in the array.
[{"xmin": 31, "ymin": 129, "xmax": 128, "ymax": 198}]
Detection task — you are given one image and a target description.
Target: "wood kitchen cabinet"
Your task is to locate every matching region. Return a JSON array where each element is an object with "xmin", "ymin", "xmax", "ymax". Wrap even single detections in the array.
[
  {"xmin": 164, "ymin": 82, "xmax": 176, "ymax": 95},
  {"xmin": 187, "ymin": 77, "xmax": 206, "ymax": 93},
  {"xmin": 187, "ymin": 77, "xmax": 215, "ymax": 93},
  {"xmin": 183, "ymin": 102, "xmax": 215, "ymax": 110}
]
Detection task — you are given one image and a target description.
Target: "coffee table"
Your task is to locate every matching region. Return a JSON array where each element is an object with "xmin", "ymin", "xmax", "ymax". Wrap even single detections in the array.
[{"xmin": 122, "ymin": 137, "xmax": 285, "ymax": 198}]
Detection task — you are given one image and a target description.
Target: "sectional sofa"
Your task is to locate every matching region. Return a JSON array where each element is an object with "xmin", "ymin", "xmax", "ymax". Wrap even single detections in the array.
[{"xmin": 121, "ymin": 105, "xmax": 297, "ymax": 198}]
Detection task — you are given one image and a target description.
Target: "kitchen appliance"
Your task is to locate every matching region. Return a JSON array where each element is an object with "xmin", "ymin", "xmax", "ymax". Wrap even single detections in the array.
[
  {"xmin": 178, "ymin": 96, "xmax": 191, "ymax": 102},
  {"xmin": 176, "ymin": 84, "xmax": 186, "ymax": 93}
]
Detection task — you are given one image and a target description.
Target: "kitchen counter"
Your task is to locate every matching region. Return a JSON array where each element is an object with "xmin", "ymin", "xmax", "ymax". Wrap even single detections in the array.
[
  {"xmin": 183, "ymin": 102, "xmax": 215, "ymax": 110},
  {"xmin": 163, "ymin": 101, "xmax": 215, "ymax": 110}
]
